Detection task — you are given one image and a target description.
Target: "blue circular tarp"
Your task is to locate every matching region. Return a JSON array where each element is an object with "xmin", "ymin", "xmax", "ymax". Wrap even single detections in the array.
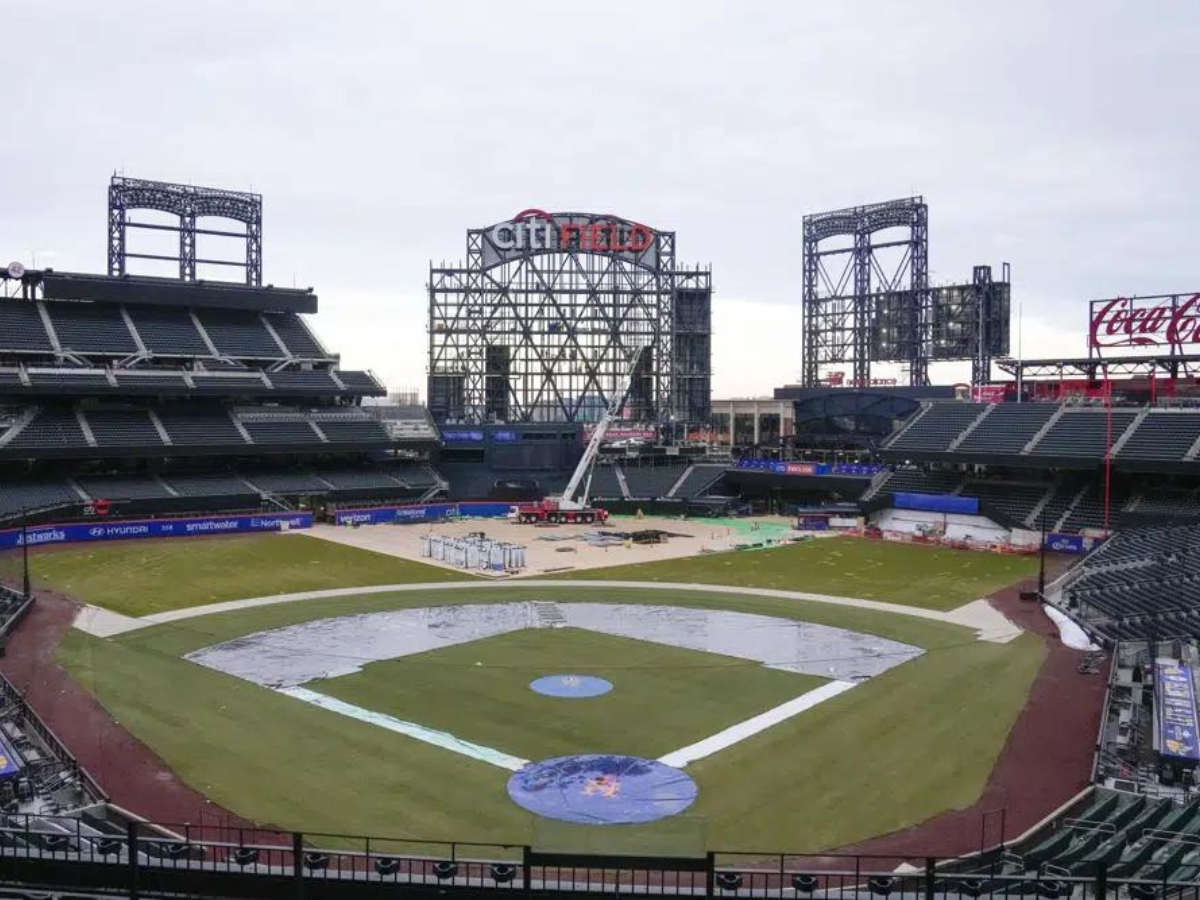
[
  {"xmin": 507, "ymin": 754, "xmax": 698, "ymax": 824},
  {"xmin": 529, "ymin": 674, "xmax": 613, "ymax": 698}
]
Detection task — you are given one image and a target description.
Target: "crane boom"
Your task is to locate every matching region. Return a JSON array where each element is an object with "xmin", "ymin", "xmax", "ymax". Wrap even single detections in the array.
[{"xmin": 556, "ymin": 345, "xmax": 647, "ymax": 509}]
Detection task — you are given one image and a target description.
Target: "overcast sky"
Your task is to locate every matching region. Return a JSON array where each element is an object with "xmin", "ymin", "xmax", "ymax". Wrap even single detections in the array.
[{"xmin": 2, "ymin": 1, "xmax": 1197, "ymax": 397}]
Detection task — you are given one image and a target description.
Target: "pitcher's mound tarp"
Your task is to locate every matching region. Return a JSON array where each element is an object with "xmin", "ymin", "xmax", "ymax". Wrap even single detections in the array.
[
  {"xmin": 529, "ymin": 675, "xmax": 613, "ymax": 698},
  {"xmin": 508, "ymin": 754, "xmax": 698, "ymax": 824}
]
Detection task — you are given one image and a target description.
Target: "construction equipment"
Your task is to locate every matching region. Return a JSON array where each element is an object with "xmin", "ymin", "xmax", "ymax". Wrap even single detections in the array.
[{"xmin": 509, "ymin": 345, "xmax": 647, "ymax": 525}]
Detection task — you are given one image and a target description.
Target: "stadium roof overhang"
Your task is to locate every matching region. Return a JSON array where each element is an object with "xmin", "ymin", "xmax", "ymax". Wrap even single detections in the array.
[
  {"xmin": 995, "ymin": 354, "xmax": 1200, "ymax": 379},
  {"xmin": 15, "ymin": 270, "xmax": 318, "ymax": 314}
]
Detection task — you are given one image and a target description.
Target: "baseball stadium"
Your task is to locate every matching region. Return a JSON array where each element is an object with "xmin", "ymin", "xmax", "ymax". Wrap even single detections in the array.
[{"xmin": 0, "ymin": 179, "xmax": 1197, "ymax": 900}]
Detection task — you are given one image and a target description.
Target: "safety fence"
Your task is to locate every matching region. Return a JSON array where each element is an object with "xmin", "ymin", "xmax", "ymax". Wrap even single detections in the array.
[{"xmin": 1, "ymin": 815, "xmax": 1199, "ymax": 900}]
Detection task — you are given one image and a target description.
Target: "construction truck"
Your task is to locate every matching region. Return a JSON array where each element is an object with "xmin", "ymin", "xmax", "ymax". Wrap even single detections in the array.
[{"xmin": 508, "ymin": 345, "xmax": 646, "ymax": 527}]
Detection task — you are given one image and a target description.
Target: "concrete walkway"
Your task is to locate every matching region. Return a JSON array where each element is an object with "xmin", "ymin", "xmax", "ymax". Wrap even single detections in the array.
[{"xmin": 72, "ymin": 579, "xmax": 1019, "ymax": 643}]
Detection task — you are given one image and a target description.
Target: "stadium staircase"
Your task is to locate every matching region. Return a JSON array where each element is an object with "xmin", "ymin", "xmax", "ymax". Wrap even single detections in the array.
[
  {"xmin": 947, "ymin": 403, "xmax": 995, "ymax": 451},
  {"xmin": 1110, "ymin": 408, "xmax": 1151, "ymax": 457},
  {"xmin": 0, "ymin": 407, "xmax": 38, "ymax": 447},
  {"xmin": 666, "ymin": 465, "xmax": 694, "ymax": 498},
  {"xmin": 613, "ymin": 464, "xmax": 631, "ymax": 499},
  {"xmin": 1021, "ymin": 405, "xmax": 1068, "ymax": 454},
  {"xmin": 881, "ymin": 401, "xmax": 933, "ymax": 449},
  {"xmin": 1186, "ymin": 431, "xmax": 1200, "ymax": 462}
]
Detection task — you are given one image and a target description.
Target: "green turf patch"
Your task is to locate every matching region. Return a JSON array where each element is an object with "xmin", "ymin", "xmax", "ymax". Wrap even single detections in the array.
[
  {"xmin": 552, "ymin": 536, "xmax": 1038, "ymax": 610},
  {"xmin": 307, "ymin": 627, "xmax": 824, "ymax": 762},
  {"xmin": 19, "ymin": 533, "xmax": 473, "ymax": 616}
]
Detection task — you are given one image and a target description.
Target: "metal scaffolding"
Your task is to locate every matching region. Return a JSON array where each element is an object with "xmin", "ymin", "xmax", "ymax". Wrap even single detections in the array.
[
  {"xmin": 802, "ymin": 197, "xmax": 930, "ymax": 387},
  {"xmin": 107, "ymin": 175, "xmax": 262, "ymax": 285},
  {"xmin": 428, "ymin": 212, "xmax": 710, "ymax": 425}
]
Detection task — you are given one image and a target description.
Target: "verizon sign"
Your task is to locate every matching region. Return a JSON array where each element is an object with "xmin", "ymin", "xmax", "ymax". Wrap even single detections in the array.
[
  {"xmin": 480, "ymin": 209, "xmax": 659, "ymax": 269},
  {"xmin": 1090, "ymin": 293, "xmax": 1200, "ymax": 349}
]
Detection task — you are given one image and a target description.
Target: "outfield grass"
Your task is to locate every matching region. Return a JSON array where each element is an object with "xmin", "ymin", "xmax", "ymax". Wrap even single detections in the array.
[
  {"xmin": 555, "ymin": 537, "xmax": 1038, "ymax": 610},
  {"xmin": 58, "ymin": 585, "xmax": 1042, "ymax": 851},
  {"xmin": 21, "ymin": 534, "xmax": 473, "ymax": 616},
  {"xmin": 309, "ymin": 628, "xmax": 824, "ymax": 761}
]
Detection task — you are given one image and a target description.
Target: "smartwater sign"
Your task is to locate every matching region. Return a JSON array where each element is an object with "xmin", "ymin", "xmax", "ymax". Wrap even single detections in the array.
[
  {"xmin": 0, "ymin": 512, "xmax": 313, "ymax": 551},
  {"xmin": 1156, "ymin": 659, "xmax": 1200, "ymax": 763}
]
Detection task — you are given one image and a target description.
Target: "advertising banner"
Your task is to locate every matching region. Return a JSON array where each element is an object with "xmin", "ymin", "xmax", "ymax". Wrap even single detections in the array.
[
  {"xmin": 971, "ymin": 385, "xmax": 1008, "ymax": 402},
  {"xmin": 736, "ymin": 459, "xmax": 883, "ymax": 478},
  {"xmin": 1156, "ymin": 659, "xmax": 1200, "ymax": 762},
  {"xmin": 894, "ymin": 492, "xmax": 980, "ymax": 515},
  {"xmin": 1089, "ymin": 293, "xmax": 1200, "ymax": 350},
  {"xmin": 334, "ymin": 502, "xmax": 514, "ymax": 526},
  {"xmin": 0, "ymin": 512, "xmax": 313, "ymax": 551},
  {"xmin": 1043, "ymin": 533, "xmax": 1099, "ymax": 554}
]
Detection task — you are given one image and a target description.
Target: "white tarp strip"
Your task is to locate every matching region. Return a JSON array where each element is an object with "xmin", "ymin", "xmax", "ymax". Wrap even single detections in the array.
[
  {"xmin": 657, "ymin": 680, "xmax": 858, "ymax": 768},
  {"xmin": 1043, "ymin": 604, "xmax": 1100, "ymax": 652},
  {"xmin": 277, "ymin": 686, "xmax": 530, "ymax": 772}
]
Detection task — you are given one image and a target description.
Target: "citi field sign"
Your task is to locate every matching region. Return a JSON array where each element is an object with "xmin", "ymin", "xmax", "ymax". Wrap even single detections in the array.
[
  {"xmin": 1089, "ymin": 293, "xmax": 1200, "ymax": 349},
  {"xmin": 480, "ymin": 210, "xmax": 658, "ymax": 268}
]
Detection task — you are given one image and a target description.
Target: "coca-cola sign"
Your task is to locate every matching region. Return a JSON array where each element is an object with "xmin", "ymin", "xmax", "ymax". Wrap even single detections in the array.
[{"xmin": 1089, "ymin": 293, "xmax": 1200, "ymax": 349}]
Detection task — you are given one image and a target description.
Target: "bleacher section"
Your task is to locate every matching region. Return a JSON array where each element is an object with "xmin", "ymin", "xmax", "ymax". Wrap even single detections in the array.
[
  {"xmin": 241, "ymin": 420, "xmax": 322, "ymax": 445},
  {"xmin": 263, "ymin": 313, "xmax": 327, "ymax": 358},
  {"xmin": 1059, "ymin": 524, "xmax": 1200, "ymax": 643},
  {"xmin": 1118, "ymin": 411, "xmax": 1200, "ymax": 462},
  {"xmin": 960, "ymin": 480, "xmax": 1051, "ymax": 527},
  {"xmin": 46, "ymin": 303, "xmax": 136, "ymax": 354},
  {"xmin": 4, "ymin": 410, "xmax": 87, "ymax": 450},
  {"xmin": 885, "ymin": 402, "xmax": 986, "ymax": 453},
  {"xmin": 589, "ymin": 465, "xmax": 623, "ymax": 499},
  {"xmin": 124, "ymin": 305, "xmax": 210, "ymax": 356},
  {"xmin": 0, "ymin": 481, "xmax": 82, "ymax": 518},
  {"xmin": 157, "ymin": 410, "xmax": 246, "ymax": 446},
  {"xmin": 1030, "ymin": 409, "xmax": 1139, "ymax": 458},
  {"xmin": 871, "ymin": 466, "xmax": 964, "ymax": 498},
  {"xmin": 955, "ymin": 403, "xmax": 1056, "ymax": 454},
  {"xmin": 880, "ymin": 401, "xmax": 1200, "ymax": 470},
  {"xmin": 192, "ymin": 309, "xmax": 283, "ymax": 358},
  {"xmin": 84, "ymin": 410, "xmax": 163, "ymax": 447},
  {"xmin": 623, "ymin": 465, "xmax": 689, "ymax": 499},
  {"xmin": 75, "ymin": 475, "xmax": 171, "ymax": 501},
  {"xmin": 0, "ymin": 300, "xmax": 53, "ymax": 351},
  {"xmin": 671, "ymin": 464, "xmax": 727, "ymax": 498}
]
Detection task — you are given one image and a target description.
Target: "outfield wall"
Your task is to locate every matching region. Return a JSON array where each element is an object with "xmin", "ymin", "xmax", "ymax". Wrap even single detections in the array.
[{"xmin": 0, "ymin": 512, "xmax": 313, "ymax": 550}]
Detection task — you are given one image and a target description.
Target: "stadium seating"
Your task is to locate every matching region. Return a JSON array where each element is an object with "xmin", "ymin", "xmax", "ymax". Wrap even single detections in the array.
[
  {"xmin": 242, "ymin": 420, "xmax": 322, "ymax": 445},
  {"xmin": 955, "ymin": 403, "xmax": 1057, "ymax": 454},
  {"xmin": 0, "ymin": 299, "xmax": 53, "ymax": 351},
  {"xmin": 1028, "ymin": 410, "xmax": 1139, "ymax": 457},
  {"xmin": 45, "ymin": 302, "xmax": 137, "ymax": 354},
  {"xmin": 27, "ymin": 369, "xmax": 113, "ymax": 390},
  {"xmin": 75, "ymin": 474, "xmax": 172, "ymax": 501},
  {"xmin": 1061, "ymin": 483, "xmax": 1132, "ymax": 532},
  {"xmin": 0, "ymin": 480, "xmax": 82, "ymax": 519},
  {"xmin": 113, "ymin": 371, "xmax": 190, "ymax": 391},
  {"xmin": 4, "ymin": 409, "xmax": 87, "ymax": 450},
  {"xmin": 84, "ymin": 410, "xmax": 164, "ymax": 447},
  {"xmin": 1060, "ymin": 523, "xmax": 1200, "ymax": 642},
  {"xmin": 588, "ymin": 465, "xmax": 623, "ymax": 498},
  {"xmin": 125, "ymin": 305, "xmax": 212, "ymax": 356},
  {"xmin": 242, "ymin": 471, "xmax": 332, "ymax": 494},
  {"xmin": 193, "ymin": 309, "xmax": 283, "ymax": 358},
  {"xmin": 671, "ymin": 464, "xmax": 727, "ymax": 498},
  {"xmin": 960, "ymin": 480, "xmax": 1051, "ymax": 527},
  {"xmin": 873, "ymin": 466, "xmax": 964, "ymax": 497},
  {"xmin": 623, "ymin": 465, "xmax": 688, "ymax": 498},
  {"xmin": 263, "ymin": 313, "xmax": 327, "ymax": 358},
  {"xmin": 316, "ymin": 468, "xmax": 403, "ymax": 491},
  {"xmin": 317, "ymin": 420, "xmax": 391, "ymax": 443},
  {"xmin": 157, "ymin": 410, "xmax": 247, "ymax": 445},
  {"xmin": 886, "ymin": 402, "xmax": 987, "ymax": 452},
  {"xmin": 267, "ymin": 370, "xmax": 340, "ymax": 392},
  {"xmin": 1117, "ymin": 411, "xmax": 1200, "ymax": 461},
  {"xmin": 162, "ymin": 473, "xmax": 257, "ymax": 496}
]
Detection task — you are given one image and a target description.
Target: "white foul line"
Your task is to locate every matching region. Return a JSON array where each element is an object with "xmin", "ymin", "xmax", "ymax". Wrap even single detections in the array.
[
  {"xmin": 657, "ymin": 680, "xmax": 858, "ymax": 768},
  {"xmin": 278, "ymin": 686, "xmax": 530, "ymax": 772}
]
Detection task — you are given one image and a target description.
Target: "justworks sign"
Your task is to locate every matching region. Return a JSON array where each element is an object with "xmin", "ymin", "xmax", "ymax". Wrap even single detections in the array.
[{"xmin": 483, "ymin": 210, "xmax": 656, "ymax": 266}]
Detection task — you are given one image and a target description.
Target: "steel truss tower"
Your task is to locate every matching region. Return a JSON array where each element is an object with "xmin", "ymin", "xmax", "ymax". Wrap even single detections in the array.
[
  {"xmin": 107, "ymin": 175, "xmax": 263, "ymax": 285},
  {"xmin": 428, "ymin": 212, "xmax": 711, "ymax": 425},
  {"xmin": 802, "ymin": 197, "xmax": 929, "ymax": 386}
]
